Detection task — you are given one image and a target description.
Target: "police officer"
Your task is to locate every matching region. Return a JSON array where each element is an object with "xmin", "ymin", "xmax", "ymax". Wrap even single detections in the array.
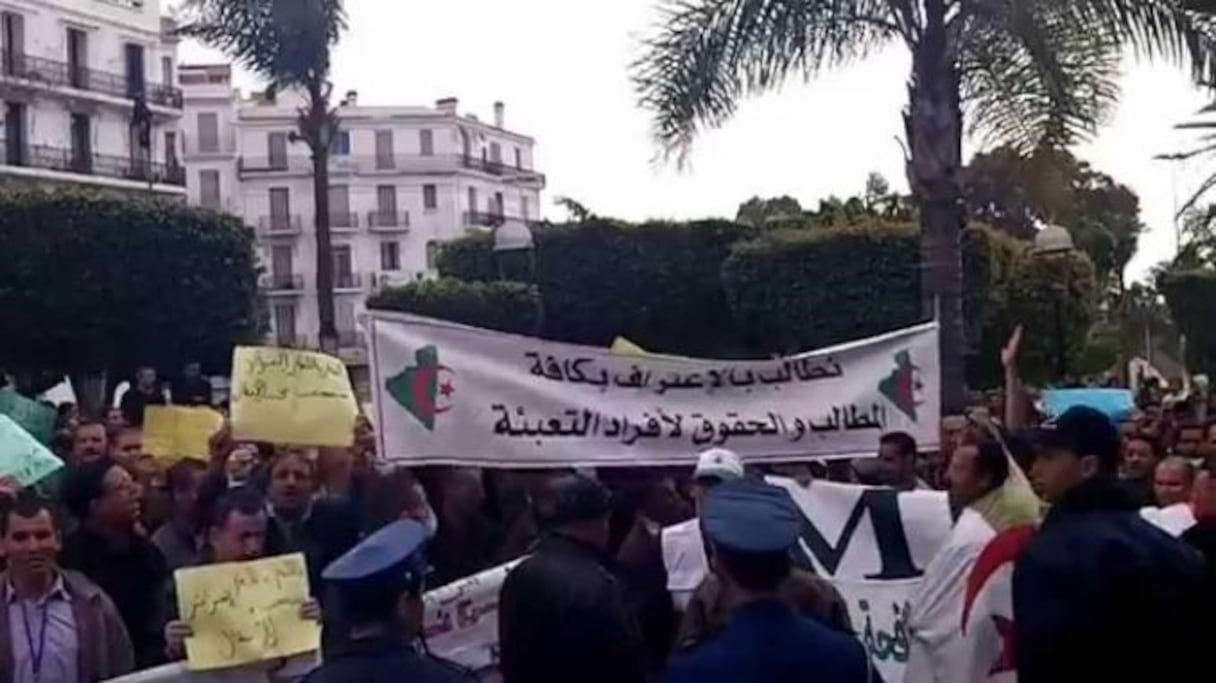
[
  {"xmin": 664, "ymin": 478, "xmax": 878, "ymax": 683},
  {"xmin": 302, "ymin": 519, "xmax": 473, "ymax": 682}
]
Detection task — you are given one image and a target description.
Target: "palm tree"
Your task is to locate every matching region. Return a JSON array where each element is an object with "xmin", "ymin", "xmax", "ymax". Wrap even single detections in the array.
[
  {"xmin": 633, "ymin": 0, "xmax": 1216, "ymax": 412},
  {"xmin": 180, "ymin": 0, "xmax": 347, "ymax": 353}
]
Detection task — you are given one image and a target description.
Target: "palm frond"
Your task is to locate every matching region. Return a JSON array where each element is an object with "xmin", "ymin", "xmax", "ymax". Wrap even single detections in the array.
[
  {"xmin": 178, "ymin": 0, "xmax": 346, "ymax": 88},
  {"xmin": 632, "ymin": 0, "xmax": 899, "ymax": 162},
  {"xmin": 1070, "ymin": 0, "xmax": 1216, "ymax": 85},
  {"xmin": 961, "ymin": 0, "xmax": 1121, "ymax": 152}
]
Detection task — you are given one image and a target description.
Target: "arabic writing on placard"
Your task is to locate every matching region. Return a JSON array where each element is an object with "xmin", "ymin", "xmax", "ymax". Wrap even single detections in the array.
[
  {"xmin": 491, "ymin": 404, "xmax": 887, "ymax": 448},
  {"xmin": 230, "ymin": 347, "xmax": 358, "ymax": 447},
  {"xmin": 859, "ymin": 598, "xmax": 912, "ymax": 664},
  {"xmin": 174, "ymin": 553, "xmax": 318, "ymax": 670},
  {"xmin": 525, "ymin": 353, "xmax": 844, "ymax": 395},
  {"xmin": 423, "ymin": 559, "xmax": 522, "ymax": 671},
  {"xmin": 0, "ymin": 415, "xmax": 64, "ymax": 487}
]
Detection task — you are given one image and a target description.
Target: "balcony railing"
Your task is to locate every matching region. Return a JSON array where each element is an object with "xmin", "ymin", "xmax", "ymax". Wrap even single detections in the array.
[
  {"xmin": 0, "ymin": 143, "xmax": 186, "ymax": 186},
  {"xmin": 367, "ymin": 211, "xmax": 410, "ymax": 231},
  {"xmin": 464, "ymin": 211, "xmax": 509, "ymax": 228},
  {"xmin": 329, "ymin": 212, "xmax": 359, "ymax": 230},
  {"xmin": 260, "ymin": 273, "xmax": 304, "ymax": 291},
  {"xmin": 337, "ymin": 330, "xmax": 362, "ymax": 348},
  {"xmin": 184, "ymin": 131, "xmax": 237, "ymax": 156},
  {"xmin": 0, "ymin": 53, "xmax": 182, "ymax": 108},
  {"xmin": 237, "ymin": 154, "xmax": 545, "ymax": 185},
  {"xmin": 335, "ymin": 272, "xmax": 363, "ymax": 289},
  {"xmin": 258, "ymin": 215, "xmax": 303, "ymax": 235}
]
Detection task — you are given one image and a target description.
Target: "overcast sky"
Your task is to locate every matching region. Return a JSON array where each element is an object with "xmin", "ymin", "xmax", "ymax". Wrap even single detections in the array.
[{"xmin": 174, "ymin": 0, "xmax": 1216, "ymax": 280}]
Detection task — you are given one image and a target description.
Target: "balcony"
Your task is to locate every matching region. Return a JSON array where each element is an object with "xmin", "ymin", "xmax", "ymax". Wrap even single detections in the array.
[
  {"xmin": 460, "ymin": 155, "xmax": 546, "ymax": 186},
  {"xmin": 260, "ymin": 273, "xmax": 304, "ymax": 293},
  {"xmin": 367, "ymin": 211, "xmax": 410, "ymax": 232},
  {"xmin": 184, "ymin": 131, "xmax": 237, "ymax": 156},
  {"xmin": 258, "ymin": 215, "xmax": 303, "ymax": 237},
  {"xmin": 0, "ymin": 143, "xmax": 186, "ymax": 187},
  {"xmin": 329, "ymin": 212, "xmax": 359, "ymax": 233},
  {"xmin": 0, "ymin": 53, "xmax": 182, "ymax": 108},
  {"xmin": 334, "ymin": 272, "xmax": 363, "ymax": 290},
  {"xmin": 238, "ymin": 154, "xmax": 544, "ymax": 187},
  {"xmin": 464, "ymin": 211, "xmax": 510, "ymax": 228},
  {"xmin": 337, "ymin": 330, "xmax": 363, "ymax": 349}
]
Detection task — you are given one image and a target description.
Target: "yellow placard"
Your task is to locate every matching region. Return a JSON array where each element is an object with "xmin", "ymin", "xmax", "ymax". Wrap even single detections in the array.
[
  {"xmin": 610, "ymin": 337, "xmax": 649, "ymax": 356},
  {"xmin": 174, "ymin": 553, "xmax": 318, "ymax": 670},
  {"xmin": 230, "ymin": 346, "xmax": 357, "ymax": 447},
  {"xmin": 142, "ymin": 407, "xmax": 223, "ymax": 461}
]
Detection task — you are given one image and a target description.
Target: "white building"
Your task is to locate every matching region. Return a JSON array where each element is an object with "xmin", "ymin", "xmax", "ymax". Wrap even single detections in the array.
[
  {"xmin": 0, "ymin": 0, "xmax": 184, "ymax": 195},
  {"xmin": 180, "ymin": 64, "xmax": 545, "ymax": 365}
]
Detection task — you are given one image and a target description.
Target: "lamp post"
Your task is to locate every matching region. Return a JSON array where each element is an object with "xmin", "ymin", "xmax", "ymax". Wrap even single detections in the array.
[
  {"xmin": 1033, "ymin": 224, "xmax": 1076, "ymax": 382},
  {"xmin": 492, "ymin": 219, "xmax": 543, "ymax": 336}
]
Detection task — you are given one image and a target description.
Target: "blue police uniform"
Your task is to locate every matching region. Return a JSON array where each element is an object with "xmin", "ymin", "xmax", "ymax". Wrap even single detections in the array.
[
  {"xmin": 664, "ymin": 479, "xmax": 878, "ymax": 683},
  {"xmin": 302, "ymin": 519, "xmax": 473, "ymax": 683}
]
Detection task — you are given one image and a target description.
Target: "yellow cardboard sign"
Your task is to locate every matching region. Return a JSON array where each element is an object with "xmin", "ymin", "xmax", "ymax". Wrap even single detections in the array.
[
  {"xmin": 230, "ymin": 346, "xmax": 357, "ymax": 447},
  {"xmin": 142, "ymin": 407, "xmax": 223, "ymax": 461},
  {"xmin": 174, "ymin": 553, "xmax": 318, "ymax": 670},
  {"xmin": 610, "ymin": 337, "xmax": 648, "ymax": 356}
]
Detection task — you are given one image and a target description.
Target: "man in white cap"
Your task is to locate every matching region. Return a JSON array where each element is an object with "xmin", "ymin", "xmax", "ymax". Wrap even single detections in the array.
[{"xmin": 662, "ymin": 449, "xmax": 744, "ymax": 613}]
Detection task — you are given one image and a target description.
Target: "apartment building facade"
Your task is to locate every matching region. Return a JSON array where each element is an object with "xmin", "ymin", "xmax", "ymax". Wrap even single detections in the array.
[
  {"xmin": 181, "ymin": 64, "xmax": 545, "ymax": 365},
  {"xmin": 0, "ymin": 0, "xmax": 184, "ymax": 195}
]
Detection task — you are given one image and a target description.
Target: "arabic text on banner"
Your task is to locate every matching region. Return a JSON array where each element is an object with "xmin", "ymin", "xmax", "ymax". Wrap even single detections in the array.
[
  {"xmin": 173, "ymin": 552, "xmax": 319, "ymax": 670},
  {"xmin": 0, "ymin": 415, "xmax": 64, "ymax": 487},
  {"xmin": 230, "ymin": 347, "xmax": 358, "ymax": 448},
  {"xmin": 143, "ymin": 406, "xmax": 224, "ymax": 462},
  {"xmin": 366, "ymin": 312, "xmax": 941, "ymax": 467}
]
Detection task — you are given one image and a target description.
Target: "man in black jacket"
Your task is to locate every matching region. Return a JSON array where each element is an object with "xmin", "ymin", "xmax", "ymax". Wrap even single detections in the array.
[
  {"xmin": 498, "ymin": 474, "xmax": 647, "ymax": 683},
  {"xmin": 1014, "ymin": 406, "xmax": 1205, "ymax": 683}
]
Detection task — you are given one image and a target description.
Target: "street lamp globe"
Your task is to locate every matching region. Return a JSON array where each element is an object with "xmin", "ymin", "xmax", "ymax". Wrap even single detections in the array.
[
  {"xmin": 493, "ymin": 219, "xmax": 535, "ymax": 253},
  {"xmin": 1033, "ymin": 224, "xmax": 1075, "ymax": 255}
]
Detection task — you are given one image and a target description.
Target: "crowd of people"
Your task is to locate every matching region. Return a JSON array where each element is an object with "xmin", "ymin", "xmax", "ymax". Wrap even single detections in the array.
[{"xmin": 1, "ymin": 336, "xmax": 1215, "ymax": 683}]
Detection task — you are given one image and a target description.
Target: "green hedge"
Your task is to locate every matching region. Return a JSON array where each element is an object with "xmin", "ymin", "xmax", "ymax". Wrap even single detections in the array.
[
  {"xmin": 0, "ymin": 189, "xmax": 261, "ymax": 381},
  {"xmin": 367, "ymin": 278, "xmax": 541, "ymax": 337},
  {"xmin": 1161, "ymin": 269, "xmax": 1216, "ymax": 375}
]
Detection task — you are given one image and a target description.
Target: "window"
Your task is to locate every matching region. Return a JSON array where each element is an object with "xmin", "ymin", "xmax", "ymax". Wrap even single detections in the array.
[
  {"xmin": 269, "ymin": 187, "xmax": 291, "ymax": 230},
  {"xmin": 376, "ymin": 185, "xmax": 398, "ymax": 225},
  {"xmin": 332, "ymin": 245, "xmax": 354, "ymax": 287},
  {"xmin": 336, "ymin": 300, "xmax": 357, "ymax": 340},
  {"xmin": 380, "ymin": 241, "xmax": 401, "ymax": 271},
  {"xmin": 197, "ymin": 112, "xmax": 219, "ymax": 153},
  {"xmin": 419, "ymin": 129, "xmax": 434, "ymax": 156},
  {"xmin": 329, "ymin": 185, "xmax": 352, "ymax": 227},
  {"xmin": 161, "ymin": 56, "xmax": 173, "ymax": 87},
  {"xmin": 490, "ymin": 142, "xmax": 502, "ymax": 164},
  {"xmin": 67, "ymin": 28, "xmax": 87, "ymax": 88},
  {"xmin": 267, "ymin": 132, "xmax": 288, "ymax": 169},
  {"xmin": 271, "ymin": 245, "xmax": 294, "ymax": 279},
  {"xmin": 514, "ymin": 146, "xmax": 523, "ymax": 169},
  {"xmin": 375, "ymin": 130, "xmax": 394, "ymax": 169},
  {"xmin": 331, "ymin": 130, "xmax": 351, "ymax": 156},
  {"xmin": 70, "ymin": 113, "xmax": 91, "ymax": 173},
  {"xmin": 164, "ymin": 131, "xmax": 177, "ymax": 167},
  {"xmin": 3, "ymin": 13, "xmax": 25, "ymax": 77},
  {"xmin": 521, "ymin": 195, "xmax": 530, "ymax": 220},
  {"xmin": 467, "ymin": 187, "xmax": 478, "ymax": 212},
  {"xmin": 199, "ymin": 170, "xmax": 221, "ymax": 209},
  {"xmin": 423, "ymin": 184, "xmax": 438, "ymax": 210},
  {"xmin": 4, "ymin": 102, "xmax": 25, "ymax": 165},
  {"xmin": 124, "ymin": 43, "xmax": 145, "ymax": 98},
  {"xmin": 494, "ymin": 192, "xmax": 505, "ymax": 217},
  {"xmin": 426, "ymin": 241, "xmax": 440, "ymax": 270},
  {"xmin": 273, "ymin": 303, "xmax": 297, "ymax": 346}
]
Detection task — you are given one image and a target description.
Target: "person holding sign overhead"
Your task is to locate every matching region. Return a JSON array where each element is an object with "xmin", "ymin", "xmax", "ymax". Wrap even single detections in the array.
[{"xmin": 302, "ymin": 519, "xmax": 472, "ymax": 683}]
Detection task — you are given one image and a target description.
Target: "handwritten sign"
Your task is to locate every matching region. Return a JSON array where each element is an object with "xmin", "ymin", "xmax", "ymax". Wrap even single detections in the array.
[
  {"xmin": 174, "ymin": 552, "xmax": 318, "ymax": 670},
  {"xmin": 230, "ymin": 347, "xmax": 358, "ymax": 447},
  {"xmin": 0, "ymin": 389, "xmax": 57, "ymax": 445},
  {"xmin": 143, "ymin": 406, "xmax": 223, "ymax": 461},
  {"xmin": 0, "ymin": 415, "xmax": 64, "ymax": 487}
]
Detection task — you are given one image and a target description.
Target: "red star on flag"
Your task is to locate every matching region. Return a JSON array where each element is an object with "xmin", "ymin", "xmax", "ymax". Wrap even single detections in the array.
[{"xmin": 439, "ymin": 381, "xmax": 455, "ymax": 399}]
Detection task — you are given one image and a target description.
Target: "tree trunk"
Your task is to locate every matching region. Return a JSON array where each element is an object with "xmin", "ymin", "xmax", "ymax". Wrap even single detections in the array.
[
  {"xmin": 305, "ymin": 86, "xmax": 338, "ymax": 355},
  {"xmin": 906, "ymin": 1, "xmax": 967, "ymax": 415}
]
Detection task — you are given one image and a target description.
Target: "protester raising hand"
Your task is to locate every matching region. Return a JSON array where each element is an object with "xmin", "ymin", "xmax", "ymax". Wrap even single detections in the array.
[
  {"xmin": 1002, "ymin": 325, "xmax": 1026, "ymax": 430},
  {"xmin": 1001, "ymin": 324, "xmax": 1023, "ymax": 371}
]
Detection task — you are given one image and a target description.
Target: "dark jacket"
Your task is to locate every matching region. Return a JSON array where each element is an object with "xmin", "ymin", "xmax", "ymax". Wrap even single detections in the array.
[
  {"xmin": 665, "ymin": 600, "xmax": 874, "ymax": 683},
  {"xmin": 301, "ymin": 636, "xmax": 472, "ymax": 683},
  {"xmin": 171, "ymin": 376, "xmax": 212, "ymax": 406},
  {"xmin": 118, "ymin": 387, "xmax": 165, "ymax": 427},
  {"xmin": 0, "ymin": 570, "xmax": 134, "ymax": 682},
  {"xmin": 498, "ymin": 533, "xmax": 647, "ymax": 683},
  {"xmin": 60, "ymin": 527, "xmax": 168, "ymax": 668},
  {"xmin": 1181, "ymin": 518, "xmax": 1216, "ymax": 601},
  {"xmin": 1012, "ymin": 479, "xmax": 1206, "ymax": 683},
  {"xmin": 264, "ymin": 499, "xmax": 361, "ymax": 594}
]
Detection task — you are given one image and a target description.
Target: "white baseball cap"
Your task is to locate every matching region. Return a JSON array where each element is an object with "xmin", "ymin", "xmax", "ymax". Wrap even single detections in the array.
[{"xmin": 694, "ymin": 448, "xmax": 745, "ymax": 482}]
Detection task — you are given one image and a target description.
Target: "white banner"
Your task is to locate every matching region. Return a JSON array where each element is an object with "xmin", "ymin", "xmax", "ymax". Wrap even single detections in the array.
[{"xmin": 367, "ymin": 313, "xmax": 941, "ymax": 467}]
